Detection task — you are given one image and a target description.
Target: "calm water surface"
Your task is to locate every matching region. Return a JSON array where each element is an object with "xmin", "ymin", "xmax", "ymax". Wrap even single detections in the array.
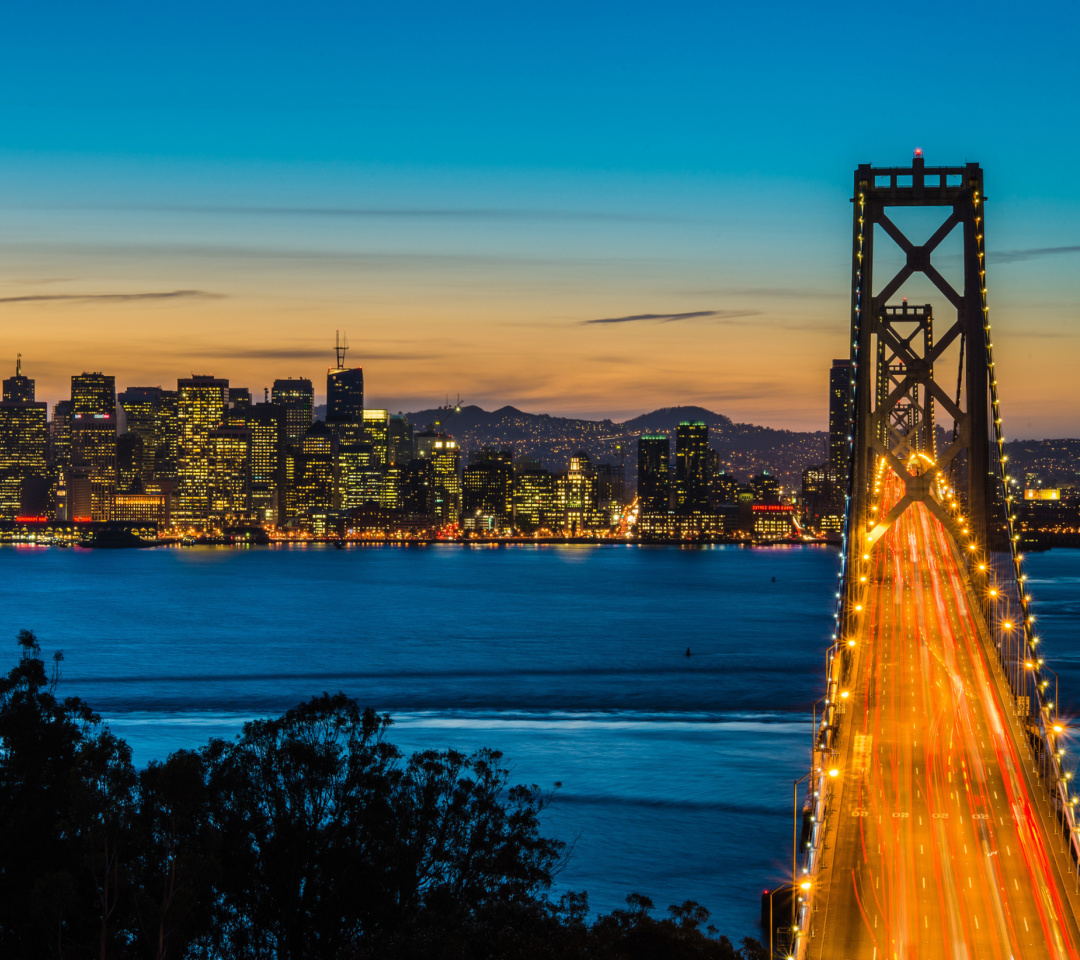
[{"xmin": 1, "ymin": 543, "xmax": 1077, "ymax": 938}]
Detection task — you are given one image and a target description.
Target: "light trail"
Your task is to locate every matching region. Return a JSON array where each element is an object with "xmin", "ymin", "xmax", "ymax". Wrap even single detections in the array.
[{"xmin": 809, "ymin": 467, "xmax": 1080, "ymax": 960}]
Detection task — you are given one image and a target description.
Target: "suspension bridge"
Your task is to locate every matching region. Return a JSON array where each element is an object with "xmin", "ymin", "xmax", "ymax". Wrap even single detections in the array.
[{"xmin": 778, "ymin": 156, "xmax": 1080, "ymax": 959}]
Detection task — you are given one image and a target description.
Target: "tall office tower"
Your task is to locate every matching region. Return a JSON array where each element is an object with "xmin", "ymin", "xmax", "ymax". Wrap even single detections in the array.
[
  {"xmin": 69, "ymin": 373, "xmax": 118, "ymax": 522},
  {"xmin": 208, "ymin": 427, "xmax": 252, "ymax": 526},
  {"xmin": 0, "ymin": 395, "xmax": 48, "ymax": 518},
  {"xmin": 50, "ymin": 400, "xmax": 73, "ymax": 470},
  {"xmin": 513, "ymin": 465, "xmax": 555, "ymax": 531},
  {"xmin": 176, "ymin": 376, "xmax": 228, "ymax": 529},
  {"xmin": 70, "ymin": 418, "xmax": 116, "ymax": 521},
  {"xmin": 388, "ymin": 414, "xmax": 412, "ymax": 465},
  {"xmin": 3, "ymin": 356, "xmax": 34, "ymax": 402},
  {"xmin": 338, "ymin": 441, "xmax": 381, "ymax": 511},
  {"xmin": 228, "ymin": 387, "xmax": 252, "ymax": 409},
  {"xmin": 118, "ymin": 386, "xmax": 162, "ymax": 481},
  {"xmin": 712, "ymin": 469, "xmax": 738, "ymax": 504},
  {"xmin": 399, "ymin": 458, "xmax": 434, "ymax": 515},
  {"xmin": 327, "ymin": 331, "xmax": 364, "ymax": 422},
  {"xmin": 414, "ymin": 432, "xmax": 460, "ymax": 525},
  {"xmin": 556, "ymin": 451, "xmax": 601, "ymax": 533},
  {"xmin": 637, "ymin": 434, "xmax": 671, "ymax": 512},
  {"xmin": 227, "ymin": 402, "xmax": 284, "ymax": 524},
  {"xmin": 296, "ymin": 421, "xmax": 339, "ymax": 532},
  {"xmin": 461, "ymin": 458, "xmax": 513, "ymax": 526},
  {"xmin": 71, "ymin": 372, "xmax": 116, "ymax": 418},
  {"xmin": 154, "ymin": 390, "xmax": 180, "ymax": 480},
  {"xmin": 271, "ymin": 378, "xmax": 314, "ymax": 450},
  {"xmin": 674, "ymin": 421, "xmax": 709, "ymax": 511},
  {"xmin": 828, "ymin": 358, "xmax": 853, "ymax": 479},
  {"xmin": 750, "ymin": 470, "xmax": 780, "ymax": 503},
  {"xmin": 362, "ymin": 409, "xmax": 390, "ymax": 467},
  {"xmin": 116, "ymin": 433, "xmax": 145, "ymax": 493}
]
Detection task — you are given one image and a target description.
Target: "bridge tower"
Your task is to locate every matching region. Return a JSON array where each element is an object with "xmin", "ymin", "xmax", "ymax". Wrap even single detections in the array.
[{"xmin": 842, "ymin": 155, "xmax": 1012, "ymax": 620}]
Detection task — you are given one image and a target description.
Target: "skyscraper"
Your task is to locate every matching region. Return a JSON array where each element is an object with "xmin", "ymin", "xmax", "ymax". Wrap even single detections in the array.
[
  {"xmin": 675, "ymin": 421, "xmax": 709, "ymax": 511},
  {"xmin": 70, "ymin": 373, "xmax": 117, "ymax": 522},
  {"xmin": 227, "ymin": 402, "xmax": 285, "ymax": 524},
  {"xmin": 3, "ymin": 356, "xmax": 34, "ymax": 403},
  {"xmin": 327, "ymin": 331, "xmax": 364, "ymax": 425},
  {"xmin": 176, "ymin": 376, "xmax": 228, "ymax": 529},
  {"xmin": 272, "ymin": 378, "xmax": 314, "ymax": 450},
  {"xmin": 362, "ymin": 409, "xmax": 390, "ymax": 467},
  {"xmin": 637, "ymin": 434, "xmax": 671, "ymax": 512},
  {"xmin": 71, "ymin": 373, "xmax": 116, "ymax": 418},
  {"xmin": 828, "ymin": 359, "xmax": 853, "ymax": 479},
  {"xmin": 0, "ymin": 392, "xmax": 48, "ymax": 518},
  {"xmin": 118, "ymin": 386, "xmax": 163, "ymax": 482}
]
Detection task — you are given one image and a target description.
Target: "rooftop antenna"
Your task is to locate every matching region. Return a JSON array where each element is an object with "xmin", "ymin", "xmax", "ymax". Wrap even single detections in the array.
[
  {"xmin": 264, "ymin": 386, "xmax": 269, "ymax": 403},
  {"xmin": 335, "ymin": 330, "xmax": 349, "ymax": 370},
  {"xmin": 15, "ymin": 353, "xmax": 21, "ymax": 376}
]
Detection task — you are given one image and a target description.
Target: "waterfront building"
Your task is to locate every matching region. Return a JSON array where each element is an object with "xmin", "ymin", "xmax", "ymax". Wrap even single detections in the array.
[
  {"xmin": 513, "ymin": 464, "xmax": 555, "ymax": 531},
  {"xmin": 176, "ymin": 376, "xmax": 228, "ymax": 530},
  {"xmin": 208, "ymin": 426, "xmax": 252, "ymax": 525},
  {"xmin": 399, "ymin": 458, "xmax": 435, "ymax": 517},
  {"xmin": 112, "ymin": 492, "xmax": 170, "ymax": 525},
  {"xmin": 3, "ymin": 356, "xmax": 34, "ymax": 403},
  {"xmin": 227, "ymin": 403, "xmax": 285, "ymax": 524},
  {"xmin": 271, "ymin": 378, "xmax": 314, "ymax": 450},
  {"xmin": 637, "ymin": 434, "xmax": 670, "ymax": 512},
  {"xmin": 70, "ymin": 415, "xmax": 116, "ymax": 521},
  {"xmin": 296, "ymin": 421, "xmax": 339, "ymax": 531},
  {"xmin": 555, "ymin": 451, "xmax": 605, "ymax": 534},
  {"xmin": 415, "ymin": 431, "xmax": 461, "ymax": 525},
  {"xmin": 0, "ymin": 398, "xmax": 48, "ymax": 518},
  {"xmin": 675, "ymin": 421, "xmax": 709, "ymax": 511},
  {"xmin": 752, "ymin": 503, "xmax": 795, "ymax": 540},
  {"xmin": 461, "ymin": 458, "xmax": 513, "ymax": 527}
]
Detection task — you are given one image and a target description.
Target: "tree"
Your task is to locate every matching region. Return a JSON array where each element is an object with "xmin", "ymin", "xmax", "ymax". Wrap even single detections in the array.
[{"xmin": 0, "ymin": 629, "xmax": 137, "ymax": 959}]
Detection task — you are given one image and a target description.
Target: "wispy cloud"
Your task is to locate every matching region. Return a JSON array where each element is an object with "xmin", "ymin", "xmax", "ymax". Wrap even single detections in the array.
[
  {"xmin": 183, "ymin": 347, "xmax": 439, "ymax": 362},
  {"xmin": 0, "ymin": 290, "xmax": 223, "ymax": 305},
  {"xmin": 580, "ymin": 309, "xmax": 760, "ymax": 326},
  {"xmin": 104, "ymin": 204, "xmax": 687, "ymax": 225},
  {"xmin": 992, "ymin": 245, "xmax": 1080, "ymax": 264}
]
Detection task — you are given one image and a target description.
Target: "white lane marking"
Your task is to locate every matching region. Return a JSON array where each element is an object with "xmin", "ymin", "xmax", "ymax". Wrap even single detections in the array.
[
  {"xmin": 968, "ymin": 877, "xmax": 972, "ymax": 888},
  {"xmin": 922, "ymin": 877, "xmax": 926, "ymax": 889},
  {"xmin": 1024, "ymin": 918, "xmax": 1029, "ymax": 931}
]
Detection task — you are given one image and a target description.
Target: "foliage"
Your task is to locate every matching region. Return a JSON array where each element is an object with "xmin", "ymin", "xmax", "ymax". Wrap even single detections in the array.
[{"xmin": 0, "ymin": 633, "xmax": 767, "ymax": 960}]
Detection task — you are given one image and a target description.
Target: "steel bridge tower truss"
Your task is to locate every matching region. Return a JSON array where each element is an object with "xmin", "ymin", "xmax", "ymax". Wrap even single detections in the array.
[{"xmin": 847, "ymin": 156, "xmax": 989, "ymax": 552}]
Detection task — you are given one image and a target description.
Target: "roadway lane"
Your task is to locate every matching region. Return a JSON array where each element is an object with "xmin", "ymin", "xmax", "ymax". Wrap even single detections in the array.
[{"xmin": 809, "ymin": 469, "xmax": 1080, "ymax": 960}]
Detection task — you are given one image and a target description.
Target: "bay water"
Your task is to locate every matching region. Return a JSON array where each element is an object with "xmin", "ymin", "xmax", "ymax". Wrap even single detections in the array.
[{"xmin": 1, "ymin": 543, "xmax": 1076, "ymax": 939}]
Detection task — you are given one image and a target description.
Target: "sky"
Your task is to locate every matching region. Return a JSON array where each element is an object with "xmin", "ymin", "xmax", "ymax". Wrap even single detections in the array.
[{"xmin": 1, "ymin": 1, "xmax": 1078, "ymax": 433}]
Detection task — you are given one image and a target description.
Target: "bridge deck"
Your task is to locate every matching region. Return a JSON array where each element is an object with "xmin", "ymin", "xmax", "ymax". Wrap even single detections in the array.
[{"xmin": 809, "ymin": 472, "xmax": 1080, "ymax": 960}]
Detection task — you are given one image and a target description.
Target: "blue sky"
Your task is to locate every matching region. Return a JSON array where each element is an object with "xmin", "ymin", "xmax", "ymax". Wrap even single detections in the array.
[{"xmin": 1, "ymin": 1, "xmax": 1078, "ymax": 432}]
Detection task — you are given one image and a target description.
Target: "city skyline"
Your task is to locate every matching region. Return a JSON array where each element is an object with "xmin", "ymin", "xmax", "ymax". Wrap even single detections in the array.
[{"xmin": 2, "ymin": 4, "xmax": 1080, "ymax": 434}]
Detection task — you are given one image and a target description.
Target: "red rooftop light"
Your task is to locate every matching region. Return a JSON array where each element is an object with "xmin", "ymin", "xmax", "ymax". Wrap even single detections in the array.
[{"xmin": 914, "ymin": 147, "xmax": 923, "ymax": 158}]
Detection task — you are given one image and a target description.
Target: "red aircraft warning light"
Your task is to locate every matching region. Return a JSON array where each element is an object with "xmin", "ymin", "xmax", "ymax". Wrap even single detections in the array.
[{"xmin": 914, "ymin": 147, "xmax": 923, "ymax": 158}]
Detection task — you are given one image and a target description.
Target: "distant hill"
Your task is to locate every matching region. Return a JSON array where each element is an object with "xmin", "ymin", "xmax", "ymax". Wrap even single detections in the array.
[{"xmin": 404, "ymin": 403, "xmax": 826, "ymax": 491}]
